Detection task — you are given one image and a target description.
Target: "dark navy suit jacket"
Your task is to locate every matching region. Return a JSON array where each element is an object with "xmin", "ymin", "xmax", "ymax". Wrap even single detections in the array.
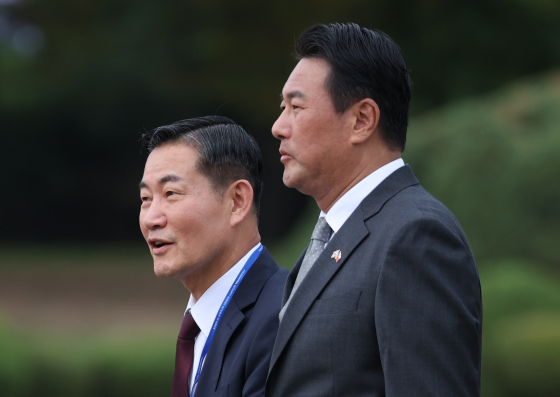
[{"xmin": 193, "ymin": 246, "xmax": 287, "ymax": 397}]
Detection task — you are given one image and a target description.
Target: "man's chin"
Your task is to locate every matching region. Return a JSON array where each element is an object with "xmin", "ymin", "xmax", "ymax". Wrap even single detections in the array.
[
  {"xmin": 282, "ymin": 170, "xmax": 298, "ymax": 189},
  {"xmin": 153, "ymin": 263, "xmax": 179, "ymax": 279},
  {"xmin": 283, "ymin": 171, "xmax": 310, "ymax": 195}
]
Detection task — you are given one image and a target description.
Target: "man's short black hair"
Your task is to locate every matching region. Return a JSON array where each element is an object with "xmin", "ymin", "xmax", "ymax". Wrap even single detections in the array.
[
  {"xmin": 295, "ymin": 23, "xmax": 412, "ymax": 151},
  {"xmin": 141, "ymin": 116, "xmax": 264, "ymax": 217}
]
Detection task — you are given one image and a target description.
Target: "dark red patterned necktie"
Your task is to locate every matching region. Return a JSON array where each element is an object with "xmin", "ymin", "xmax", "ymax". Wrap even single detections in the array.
[{"xmin": 170, "ymin": 312, "xmax": 200, "ymax": 397}]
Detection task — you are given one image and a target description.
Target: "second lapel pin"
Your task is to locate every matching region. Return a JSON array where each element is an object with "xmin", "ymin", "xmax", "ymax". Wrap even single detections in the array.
[{"xmin": 331, "ymin": 250, "xmax": 342, "ymax": 263}]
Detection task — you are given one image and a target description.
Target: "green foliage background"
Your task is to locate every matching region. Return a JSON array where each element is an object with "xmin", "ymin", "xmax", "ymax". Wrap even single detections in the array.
[
  {"xmin": 2, "ymin": 0, "xmax": 560, "ymax": 242},
  {"xmin": 1, "ymin": 0, "xmax": 560, "ymax": 396},
  {"xmin": 406, "ymin": 72, "xmax": 560, "ymax": 264}
]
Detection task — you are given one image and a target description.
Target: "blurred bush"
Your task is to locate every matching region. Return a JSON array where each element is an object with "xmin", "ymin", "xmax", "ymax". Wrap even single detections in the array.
[
  {"xmin": 0, "ymin": 323, "xmax": 175, "ymax": 397},
  {"xmin": 0, "ymin": 320, "xmax": 30, "ymax": 396},
  {"xmin": 405, "ymin": 71, "xmax": 560, "ymax": 263},
  {"xmin": 481, "ymin": 260, "xmax": 560, "ymax": 397}
]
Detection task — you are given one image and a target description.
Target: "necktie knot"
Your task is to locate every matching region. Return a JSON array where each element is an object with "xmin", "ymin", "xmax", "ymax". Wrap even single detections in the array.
[
  {"xmin": 311, "ymin": 217, "xmax": 332, "ymax": 244},
  {"xmin": 179, "ymin": 312, "xmax": 200, "ymax": 340}
]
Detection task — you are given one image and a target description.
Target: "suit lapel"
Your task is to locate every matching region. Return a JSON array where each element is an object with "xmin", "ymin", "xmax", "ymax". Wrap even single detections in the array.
[
  {"xmin": 269, "ymin": 209, "xmax": 369, "ymax": 370},
  {"xmin": 281, "ymin": 248, "xmax": 308, "ymax": 305},
  {"xmin": 197, "ymin": 299, "xmax": 245, "ymax": 393},
  {"xmin": 196, "ymin": 248, "xmax": 277, "ymax": 393},
  {"xmin": 269, "ymin": 165, "xmax": 420, "ymax": 373}
]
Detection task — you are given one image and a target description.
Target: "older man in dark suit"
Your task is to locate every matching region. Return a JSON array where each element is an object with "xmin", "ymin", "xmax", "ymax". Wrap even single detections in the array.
[
  {"xmin": 140, "ymin": 116, "xmax": 287, "ymax": 397},
  {"xmin": 266, "ymin": 24, "xmax": 482, "ymax": 396}
]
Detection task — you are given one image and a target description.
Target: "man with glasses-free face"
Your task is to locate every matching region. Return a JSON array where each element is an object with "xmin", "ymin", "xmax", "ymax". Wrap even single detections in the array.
[{"xmin": 139, "ymin": 116, "xmax": 287, "ymax": 397}]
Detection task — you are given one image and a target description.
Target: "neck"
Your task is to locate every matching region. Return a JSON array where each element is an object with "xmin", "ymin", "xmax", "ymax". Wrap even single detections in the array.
[
  {"xmin": 182, "ymin": 229, "xmax": 261, "ymax": 301},
  {"xmin": 315, "ymin": 150, "xmax": 401, "ymax": 213}
]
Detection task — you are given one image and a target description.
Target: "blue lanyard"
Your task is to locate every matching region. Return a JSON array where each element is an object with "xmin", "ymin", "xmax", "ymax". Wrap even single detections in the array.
[{"xmin": 190, "ymin": 244, "xmax": 263, "ymax": 396}]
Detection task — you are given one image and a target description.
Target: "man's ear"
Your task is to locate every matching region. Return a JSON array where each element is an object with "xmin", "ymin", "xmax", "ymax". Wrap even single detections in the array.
[
  {"xmin": 226, "ymin": 180, "xmax": 255, "ymax": 227},
  {"xmin": 349, "ymin": 98, "xmax": 380, "ymax": 144}
]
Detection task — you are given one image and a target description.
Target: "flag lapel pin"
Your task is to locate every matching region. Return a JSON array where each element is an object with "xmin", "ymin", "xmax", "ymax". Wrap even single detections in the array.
[{"xmin": 331, "ymin": 250, "xmax": 342, "ymax": 263}]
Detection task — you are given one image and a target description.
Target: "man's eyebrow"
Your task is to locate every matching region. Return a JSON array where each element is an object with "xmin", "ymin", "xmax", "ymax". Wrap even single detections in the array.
[
  {"xmin": 280, "ymin": 91, "xmax": 306, "ymax": 102},
  {"xmin": 138, "ymin": 174, "xmax": 183, "ymax": 190},
  {"xmin": 159, "ymin": 174, "xmax": 183, "ymax": 184}
]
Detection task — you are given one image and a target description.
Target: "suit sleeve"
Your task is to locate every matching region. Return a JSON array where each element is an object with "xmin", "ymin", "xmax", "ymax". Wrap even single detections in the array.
[{"xmin": 375, "ymin": 217, "xmax": 482, "ymax": 397}]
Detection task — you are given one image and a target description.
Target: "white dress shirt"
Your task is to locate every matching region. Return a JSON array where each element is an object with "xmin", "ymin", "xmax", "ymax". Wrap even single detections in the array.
[
  {"xmin": 321, "ymin": 158, "xmax": 405, "ymax": 236},
  {"xmin": 185, "ymin": 242, "xmax": 262, "ymax": 392}
]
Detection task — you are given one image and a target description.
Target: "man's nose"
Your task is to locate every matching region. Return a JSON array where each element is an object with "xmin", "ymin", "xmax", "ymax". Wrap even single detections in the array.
[
  {"xmin": 142, "ymin": 202, "xmax": 167, "ymax": 230},
  {"xmin": 271, "ymin": 112, "xmax": 289, "ymax": 140}
]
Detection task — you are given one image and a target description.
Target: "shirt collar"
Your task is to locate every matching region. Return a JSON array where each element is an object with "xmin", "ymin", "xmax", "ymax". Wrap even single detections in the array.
[
  {"xmin": 186, "ymin": 242, "xmax": 262, "ymax": 338},
  {"xmin": 321, "ymin": 158, "xmax": 405, "ymax": 233}
]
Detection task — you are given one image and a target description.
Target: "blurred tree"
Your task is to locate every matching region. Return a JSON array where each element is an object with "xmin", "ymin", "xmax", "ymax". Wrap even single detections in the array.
[
  {"xmin": 405, "ymin": 71, "xmax": 560, "ymax": 264},
  {"xmin": 1, "ymin": 0, "xmax": 559, "ymax": 243}
]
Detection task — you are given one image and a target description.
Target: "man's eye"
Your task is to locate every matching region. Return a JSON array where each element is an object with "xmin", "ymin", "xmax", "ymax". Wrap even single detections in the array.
[
  {"xmin": 141, "ymin": 197, "xmax": 150, "ymax": 203},
  {"xmin": 165, "ymin": 191, "xmax": 176, "ymax": 197}
]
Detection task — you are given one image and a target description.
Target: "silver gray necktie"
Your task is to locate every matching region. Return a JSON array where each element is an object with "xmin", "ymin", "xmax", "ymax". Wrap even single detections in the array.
[{"xmin": 279, "ymin": 216, "xmax": 333, "ymax": 321}]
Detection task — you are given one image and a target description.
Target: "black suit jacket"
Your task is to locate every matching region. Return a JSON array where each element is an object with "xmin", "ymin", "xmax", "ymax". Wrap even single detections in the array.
[
  {"xmin": 194, "ymin": 247, "xmax": 288, "ymax": 397},
  {"xmin": 266, "ymin": 165, "xmax": 482, "ymax": 397}
]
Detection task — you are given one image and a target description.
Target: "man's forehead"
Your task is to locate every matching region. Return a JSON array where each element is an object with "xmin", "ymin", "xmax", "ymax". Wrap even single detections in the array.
[
  {"xmin": 281, "ymin": 59, "xmax": 330, "ymax": 100},
  {"xmin": 145, "ymin": 144, "xmax": 198, "ymax": 168},
  {"xmin": 141, "ymin": 145, "xmax": 198, "ymax": 187}
]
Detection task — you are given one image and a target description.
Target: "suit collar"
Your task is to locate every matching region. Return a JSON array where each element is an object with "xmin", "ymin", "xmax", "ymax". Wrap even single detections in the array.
[
  {"xmin": 359, "ymin": 164, "xmax": 419, "ymax": 220},
  {"xmin": 323, "ymin": 158, "xmax": 405, "ymax": 233},
  {"xmin": 197, "ymin": 247, "xmax": 278, "ymax": 392},
  {"xmin": 269, "ymin": 165, "xmax": 419, "ymax": 373},
  {"xmin": 188, "ymin": 243, "xmax": 262, "ymax": 337},
  {"xmin": 232, "ymin": 247, "xmax": 278, "ymax": 310}
]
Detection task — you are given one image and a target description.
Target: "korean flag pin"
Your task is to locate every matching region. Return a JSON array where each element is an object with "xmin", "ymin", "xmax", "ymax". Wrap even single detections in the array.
[{"xmin": 331, "ymin": 250, "xmax": 342, "ymax": 263}]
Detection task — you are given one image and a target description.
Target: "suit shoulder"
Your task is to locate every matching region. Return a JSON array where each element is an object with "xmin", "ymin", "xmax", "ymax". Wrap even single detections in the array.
[
  {"xmin": 365, "ymin": 183, "xmax": 473, "ymax": 255},
  {"xmin": 256, "ymin": 248, "xmax": 289, "ymax": 286},
  {"xmin": 269, "ymin": 264, "xmax": 289, "ymax": 282},
  {"xmin": 387, "ymin": 184, "xmax": 464, "ymax": 230},
  {"xmin": 250, "ymin": 248, "xmax": 288, "ymax": 308},
  {"xmin": 259, "ymin": 263, "xmax": 288, "ymax": 302}
]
